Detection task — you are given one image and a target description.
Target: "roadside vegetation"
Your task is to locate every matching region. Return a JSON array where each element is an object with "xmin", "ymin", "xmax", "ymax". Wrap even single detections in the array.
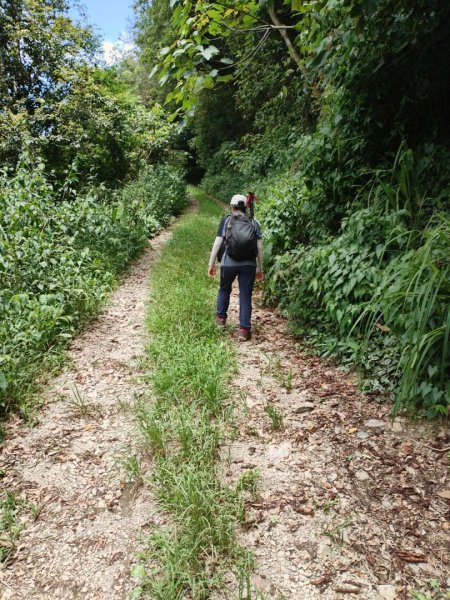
[
  {"xmin": 0, "ymin": 1, "xmax": 447, "ymax": 595},
  {"xmin": 0, "ymin": 490, "xmax": 37, "ymax": 563},
  {"xmin": 132, "ymin": 188, "xmax": 253, "ymax": 599},
  {"xmin": 3, "ymin": 2, "xmax": 447, "ymax": 420},
  {"xmin": 134, "ymin": 0, "xmax": 450, "ymax": 417},
  {"xmin": 0, "ymin": 0, "xmax": 187, "ymax": 416}
]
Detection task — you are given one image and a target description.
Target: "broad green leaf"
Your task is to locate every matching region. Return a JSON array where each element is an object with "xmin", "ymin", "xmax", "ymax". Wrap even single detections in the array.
[{"xmin": 200, "ymin": 45, "xmax": 219, "ymax": 60}]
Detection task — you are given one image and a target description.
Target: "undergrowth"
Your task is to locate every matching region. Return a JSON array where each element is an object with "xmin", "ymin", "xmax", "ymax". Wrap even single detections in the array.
[
  {"xmin": 132, "ymin": 188, "xmax": 253, "ymax": 599},
  {"xmin": 260, "ymin": 147, "xmax": 449, "ymax": 417},
  {"xmin": 0, "ymin": 154, "xmax": 187, "ymax": 417}
]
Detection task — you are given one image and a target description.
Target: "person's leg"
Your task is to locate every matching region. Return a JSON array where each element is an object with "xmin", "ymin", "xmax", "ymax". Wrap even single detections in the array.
[
  {"xmin": 217, "ymin": 266, "xmax": 238, "ymax": 321},
  {"xmin": 237, "ymin": 265, "xmax": 256, "ymax": 330}
]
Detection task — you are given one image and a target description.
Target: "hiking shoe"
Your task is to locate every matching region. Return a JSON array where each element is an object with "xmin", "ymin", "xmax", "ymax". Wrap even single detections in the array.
[
  {"xmin": 238, "ymin": 327, "xmax": 251, "ymax": 341},
  {"xmin": 216, "ymin": 315, "xmax": 226, "ymax": 327}
]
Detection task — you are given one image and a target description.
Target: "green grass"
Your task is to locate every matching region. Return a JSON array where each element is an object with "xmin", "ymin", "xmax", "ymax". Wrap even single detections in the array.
[
  {"xmin": 264, "ymin": 404, "xmax": 284, "ymax": 431},
  {"xmin": 0, "ymin": 491, "xmax": 37, "ymax": 562},
  {"xmin": 132, "ymin": 188, "xmax": 254, "ymax": 599}
]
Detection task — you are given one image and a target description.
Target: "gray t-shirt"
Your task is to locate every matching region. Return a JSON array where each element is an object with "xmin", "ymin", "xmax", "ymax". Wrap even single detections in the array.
[{"xmin": 217, "ymin": 214, "xmax": 262, "ymax": 267}]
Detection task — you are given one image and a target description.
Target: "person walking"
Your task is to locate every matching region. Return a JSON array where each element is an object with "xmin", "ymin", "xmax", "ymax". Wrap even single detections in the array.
[{"xmin": 208, "ymin": 194, "xmax": 264, "ymax": 340}]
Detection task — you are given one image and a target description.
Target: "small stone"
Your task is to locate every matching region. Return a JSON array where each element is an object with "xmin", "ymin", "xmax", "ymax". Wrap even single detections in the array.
[
  {"xmin": 391, "ymin": 420, "xmax": 403, "ymax": 432},
  {"xmin": 318, "ymin": 540, "xmax": 332, "ymax": 557},
  {"xmin": 296, "ymin": 550, "xmax": 312, "ymax": 562},
  {"xmin": 229, "ymin": 447, "xmax": 244, "ymax": 464},
  {"xmin": 267, "ymin": 441, "xmax": 291, "ymax": 460},
  {"xmin": 292, "ymin": 402, "xmax": 315, "ymax": 414},
  {"xmin": 250, "ymin": 573, "xmax": 270, "ymax": 592},
  {"xmin": 365, "ymin": 419, "xmax": 386, "ymax": 429},
  {"xmin": 355, "ymin": 470, "xmax": 370, "ymax": 481},
  {"xmin": 377, "ymin": 584, "xmax": 396, "ymax": 600},
  {"xmin": 381, "ymin": 497, "xmax": 393, "ymax": 510},
  {"xmin": 357, "ymin": 431, "xmax": 370, "ymax": 439}
]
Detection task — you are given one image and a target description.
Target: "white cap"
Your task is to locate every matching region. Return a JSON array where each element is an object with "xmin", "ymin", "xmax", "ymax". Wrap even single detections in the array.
[{"xmin": 230, "ymin": 194, "xmax": 247, "ymax": 207}]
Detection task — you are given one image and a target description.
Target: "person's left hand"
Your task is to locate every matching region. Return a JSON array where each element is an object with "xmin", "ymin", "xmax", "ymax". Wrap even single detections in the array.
[
  {"xmin": 256, "ymin": 271, "xmax": 264, "ymax": 282},
  {"xmin": 208, "ymin": 266, "xmax": 216, "ymax": 277}
]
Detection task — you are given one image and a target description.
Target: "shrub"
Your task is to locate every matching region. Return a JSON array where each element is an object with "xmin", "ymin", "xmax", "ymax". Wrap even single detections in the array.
[
  {"xmin": 365, "ymin": 216, "xmax": 450, "ymax": 416},
  {"xmin": 0, "ymin": 156, "xmax": 187, "ymax": 414},
  {"xmin": 263, "ymin": 152, "xmax": 450, "ymax": 415}
]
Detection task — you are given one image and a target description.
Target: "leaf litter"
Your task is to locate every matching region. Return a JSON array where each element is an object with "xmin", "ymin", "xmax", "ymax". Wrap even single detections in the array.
[{"xmin": 216, "ymin": 287, "xmax": 449, "ymax": 600}]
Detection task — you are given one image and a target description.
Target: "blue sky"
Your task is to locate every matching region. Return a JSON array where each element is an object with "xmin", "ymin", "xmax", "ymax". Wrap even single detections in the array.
[
  {"xmin": 70, "ymin": 0, "xmax": 136, "ymax": 63},
  {"xmin": 72, "ymin": 0, "xmax": 135, "ymax": 42}
]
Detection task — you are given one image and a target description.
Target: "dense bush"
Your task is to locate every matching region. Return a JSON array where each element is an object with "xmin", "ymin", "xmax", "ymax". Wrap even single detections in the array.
[
  {"xmin": 121, "ymin": 163, "xmax": 188, "ymax": 229},
  {"xmin": 196, "ymin": 141, "xmax": 246, "ymax": 202},
  {"xmin": 0, "ymin": 156, "xmax": 187, "ymax": 414},
  {"xmin": 262, "ymin": 150, "xmax": 449, "ymax": 416}
]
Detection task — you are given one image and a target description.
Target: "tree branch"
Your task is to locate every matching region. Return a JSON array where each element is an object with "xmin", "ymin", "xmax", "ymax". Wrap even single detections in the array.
[{"xmin": 267, "ymin": 6, "xmax": 303, "ymax": 71}]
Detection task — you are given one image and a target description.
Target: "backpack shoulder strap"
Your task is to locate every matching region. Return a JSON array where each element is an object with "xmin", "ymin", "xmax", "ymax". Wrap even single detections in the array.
[{"xmin": 220, "ymin": 215, "xmax": 230, "ymax": 237}]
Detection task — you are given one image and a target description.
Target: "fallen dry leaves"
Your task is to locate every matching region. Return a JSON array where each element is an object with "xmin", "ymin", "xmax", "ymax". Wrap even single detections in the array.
[{"xmin": 219, "ymin": 288, "xmax": 450, "ymax": 600}]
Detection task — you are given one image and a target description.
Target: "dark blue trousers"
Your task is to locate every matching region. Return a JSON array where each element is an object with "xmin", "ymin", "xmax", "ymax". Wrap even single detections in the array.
[{"xmin": 217, "ymin": 265, "xmax": 256, "ymax": 330}]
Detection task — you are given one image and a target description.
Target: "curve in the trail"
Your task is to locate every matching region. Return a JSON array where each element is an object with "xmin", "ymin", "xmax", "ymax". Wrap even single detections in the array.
[{"xmin": 0, "ymin": 230, "xmax": 172, "ymax": 600}]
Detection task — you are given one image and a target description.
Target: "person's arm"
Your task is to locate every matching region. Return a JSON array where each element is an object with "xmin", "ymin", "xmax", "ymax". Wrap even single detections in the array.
[
  {"xmin": 256, "ymin": 238, "xmax": 264, "ymax": 280},
  {"xmin": 208, "ymin": 236, "xmax": 223, "ymax": 276}
]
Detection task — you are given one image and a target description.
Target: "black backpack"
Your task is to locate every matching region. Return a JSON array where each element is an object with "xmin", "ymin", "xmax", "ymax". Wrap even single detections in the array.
[{"xmin": 221, "ymin": 214, "xmax": 258, "ymax": 261}]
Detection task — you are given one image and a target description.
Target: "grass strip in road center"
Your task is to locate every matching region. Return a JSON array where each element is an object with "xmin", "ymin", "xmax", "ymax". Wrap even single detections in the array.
[{"xmin": 132, "ymin": 188, "xmax": 253, "ymax": 599}]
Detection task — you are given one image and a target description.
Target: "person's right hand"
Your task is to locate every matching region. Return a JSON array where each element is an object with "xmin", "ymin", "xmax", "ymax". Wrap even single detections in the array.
[
  {"xmin": 208, "ymin": 266, "xmax": 216, "ymax": 277},
  {"xmin": 256, "ymin": 271, "xmax": 264, "ymax": 282}
]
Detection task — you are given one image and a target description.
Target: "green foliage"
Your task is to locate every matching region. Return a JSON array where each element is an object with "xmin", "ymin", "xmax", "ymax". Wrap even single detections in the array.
[
  {"xmin": 201, "ymin": 163, "xmax": 249, "ymax": 206},
  {"xmin": 121, "ymin": 163, "xmax": 188, "ymax": 231},
  {"xmin": 365, "ymin": 216, "xmax": 450, "ymax": 416},
  {"xmin": 189, "ymin": 86, "xmax": 247, "ymax": 171},
  {"xmin": 410, "ymin": 578, "xmax": 450, "ymax": 600},
  {"xmin": 264, "ymin": 404, "xmax": 284, "ymax": 431},
  {"xmin": 0, "ymin": 0, "xmax": 97, "ymax": 169},
  {"xmin": 0, "ymin": 155, "xmax": 187, "ymax": 415},
  {"xmin": 0, "ymin": 0, "xmax": 98, "ymax": 113},
  {"xmin": 147, "ymin": 0, "xmax": 309, "ymax": 120},
  {"xmin": 0, "ymin": 0, "xmax": 190, "ymax": 419},
  {"xmin": 264, "ymin": 152, "xmax": 449, "ymax": 414},
  {"xmin": 144, "ymin": 0, "xmax": 449, "ymax": 415},
  {"xmin": 0, "ymin": 0, "xmax": 186, "ymax": 192},
  {"xmin": 0, "ymin": 490, "xmax": 36, "ymax": 562},
  {"xmin": 132, "ymin": 0, "xmax": 175, "ymax": 106}
]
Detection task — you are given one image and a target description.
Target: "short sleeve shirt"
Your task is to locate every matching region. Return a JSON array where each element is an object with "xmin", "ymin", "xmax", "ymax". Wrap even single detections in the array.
[{"xmin": 217, "ymin": 213, "xmax": 262, "ymax": 267}]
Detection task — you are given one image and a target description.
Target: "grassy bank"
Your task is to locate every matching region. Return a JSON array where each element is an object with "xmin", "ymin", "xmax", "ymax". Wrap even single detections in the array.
[{"xmin": 132, "ymin": 188, "xmax": 253, "ymax": 599}]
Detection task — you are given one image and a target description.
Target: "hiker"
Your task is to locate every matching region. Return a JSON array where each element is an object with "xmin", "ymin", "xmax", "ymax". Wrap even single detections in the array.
[{"xmin": 208, "ymin": 194, "xmax": 264, "ymax": 341}]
